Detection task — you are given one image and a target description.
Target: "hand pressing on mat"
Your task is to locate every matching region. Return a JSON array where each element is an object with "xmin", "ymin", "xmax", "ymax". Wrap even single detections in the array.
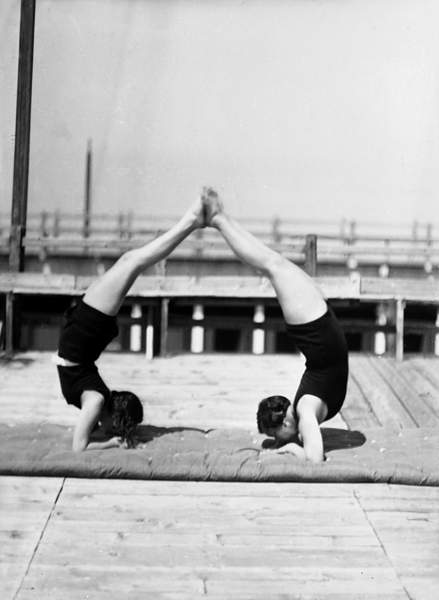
[
  {"xmin": 105, "ymin": 436, "xmax": 129, "ymax": 450},
  {"xmin": 69, "ymin": 390, "xmax": 141, "ymax": 452},
  {"xmin": 272, "ymin": 442, "xmax": 306, "ymax": 460}
]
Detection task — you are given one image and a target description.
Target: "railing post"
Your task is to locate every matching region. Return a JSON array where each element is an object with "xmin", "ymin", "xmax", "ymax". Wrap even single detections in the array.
[
  {"xmin": 118, "ymin": 212, "xmax": 125, "ymax": 239},
  {"xmin": 191, "ymin": 303, "xmax": 204, "ymax": 353},
  {"xmin": 374, "ymin": 302, "xmax": 387, "ymax": 355},
  {"xmin": 53, "ymin": 210, "xmax": 60, "ymax": 237},
  {"xmin": 426, "ymin": 223, "xmax": 433, "ymax": 246},
  {"xmin": 435, "ymin": 308, "xmax": 439, "ymax": 357},
  {"xmin": 40, "ymin": 211, "xmax": 48, "ymax": 237},
  {"xmin": 412, "ymin": 220, "xmax": 418, "ymax": 240},
  {"xmin": 272, "ymin": 217, "xmax": 281, "ymax": 243},
  {"xmin": 349, "ymin": 220, "xmax": 357, "ymax": 243},
  {"xmin": 159, "ymin": 298, "xmax": 169, "ymax": 356},
  {"xmin": 129, "ymin": 303, "xmax": 142, "ymax": 352},
  {"xmin": 145, "ymin": 305, "xmax": 154, "ymax": 360},
  {"xmin": 395, "ymin": 298, "xmax": 405, "ymax": 361},
  {"xmin": 5, "ymin": 292, "xmax": 15, "ymax": 356},
  {"xmin": 83, "ymin": 138, "xmax": 92, "ymax": 238},
  {"xmin": 252, "ymin": 304, "xmax": 265, "ymax": 355},
  {"xmin": 304, "ymin": 234, "xmax": 317, "ymax": 276},
  {"xmin": 126, "ymin": 212, "xmax": 133, "ymax": 240}
]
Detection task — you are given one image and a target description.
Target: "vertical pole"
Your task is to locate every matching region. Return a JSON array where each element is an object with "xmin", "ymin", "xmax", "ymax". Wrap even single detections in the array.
[
  {"xmin": 434, "ymin": 308, "xmax": 439, "ymax": 357},
  {"xmin": 304, "ymin": 234, "xmax": 317, "ymax": 276},
  {"xmin": 53, "ymin": 210, "xmax": 60, "ymax": 236},
  {"xmin": 5, "ymin": 292, "xmax": 15, "ymax": 356},
  {"xmin": 40, "ymin": 211, "xmax": 48, "ymax": 237},
  {"xmin": 129, "ymin": 303, "xmax": 142, "ymax": 352},
  {"xmin": 374, "ymin": 302, "xmax": 387, "ymax": 355},
  {"xmin": 9, "ymin": 0, "xmax": 36, "ymax": 272},
  {"xmin": 395, "ymin": 298, "xmax": 405, "ymax": 362},
  {"xmin": 83, "ymin": 139, "xmax": 92, "ymax": 238},
  {"xmin": 349, "ymin": 220, "xmax": 357, "ymax": 243},
  {"xmin": 272, "ymin": 217, "xmax": 281, "ymax": 244},
  {"xmin": 159, "ymin": 298, "xmax": 169, "ymax": 356},
  {"xmin": 252, "ymin": 303, "xmax": 265, "ymax": 355},
  {"xmin": 145, "ymin": 306, "xmax": 154, "ymax": 360},
  {"xmin": 191, "ymin": 303, "xmax": 204, "ymax": 353}
]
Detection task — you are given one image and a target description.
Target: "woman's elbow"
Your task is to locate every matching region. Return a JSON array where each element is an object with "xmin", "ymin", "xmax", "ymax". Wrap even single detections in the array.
[
  {"xmin": 304, "ymin": 445, "xmax": 324, "ymax": 463},
  {"xmin": 72, "ymin": 438, "xmax": 88, "ymax": 452}
]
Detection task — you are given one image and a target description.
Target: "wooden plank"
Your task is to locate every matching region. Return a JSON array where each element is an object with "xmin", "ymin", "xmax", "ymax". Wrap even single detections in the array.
[
  {"xmin": 62, "ymin": 478, "xmax": 357, "ymax": 498},
  {"xmin": 0, "ymin": 273, "xmax": 361, "ymax": 300},
  {"xmin": 372, "ymin": 358, "xmax": 439, "ymax": 426},
  {"xmin": 356, "ymin": 487, "xmax": 439, "ymax": 599},
  {"xmin": 0, "ymin": 476, "xmax": 63, "ymax": 600},
  {"xmin": 304, "ymin": 233, "xmax": 317, "ymax": 276},
  {"xmin": 18, "ymin": 566, "xmax": 204, "ymax": 598},
  {"xmin": 0, "ymin": 273, "xmax": 438, "ymax": 307},
  {"xmin": 38, "ymin": 527, "xmax": 379, "ymax": 550},
  {"xmin": 408, "ymin": 374, "xmax": 439, "ymax": 418},
  {"xmin": 203, "ymin": 570, "xmax": 407, "ymax": 598},
  {"xmin": 349, "ymin": 355, "xmax": 415, "ymax": 429},
  {"xmin": 354, "ymin": 483, "xmax": 439, "ymax": 501},
  {"xmin": 341, "ymin": 370, "xmax": 381, "ymax": 429},
  {"xmin": 411, "ymin": 358, "xmax": 439, "ymax": 405},
  {"xmin": 361, "ymin": 277, "xmax": 439, "ymax": 301},
  {"xmin": 0, "ymin": 272, "xmax": 76, "ymax": 293}
]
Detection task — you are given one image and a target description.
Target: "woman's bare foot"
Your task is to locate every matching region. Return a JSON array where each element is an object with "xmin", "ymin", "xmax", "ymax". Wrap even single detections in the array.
[
  {"xmin": 184, "ymin": 197, "xmax": 206, "ymax": 229},
  {"xmin": 201, "ymin": 187, "xmax": 224, "ymax": 227}
]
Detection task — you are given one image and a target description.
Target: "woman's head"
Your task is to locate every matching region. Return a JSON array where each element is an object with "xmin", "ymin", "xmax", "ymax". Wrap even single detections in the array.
[
  {"xmin": 103, "ymin": 390, "xmax": 143, "ymax": 447},
  {"xmin": 256, "ymin": 395, "xmax": 297, "ymax": 442}
]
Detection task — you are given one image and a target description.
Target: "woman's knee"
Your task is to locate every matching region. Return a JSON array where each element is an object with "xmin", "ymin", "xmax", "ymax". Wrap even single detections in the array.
[
  {"xmin": 264, "ymin": 253, "xmax": 292, "ymax": 279},
  {"xmin": 115, "ymin": 249, "xmax": 142, "ymax": 272}
]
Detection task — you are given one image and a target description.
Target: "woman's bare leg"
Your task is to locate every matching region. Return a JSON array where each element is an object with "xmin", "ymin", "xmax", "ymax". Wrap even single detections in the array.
[
  {"xmin": 83, "ymin": 199, "xmax": 204, "ymax": 316},
  {"xmin": 202, "ymin": 189, "xmax": 327, "ymax": 324}
]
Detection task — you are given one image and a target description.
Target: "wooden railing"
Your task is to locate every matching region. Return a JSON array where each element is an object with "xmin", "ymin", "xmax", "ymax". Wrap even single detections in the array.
[
  {"xmin": 1, "ymin": 212, "xmax": 439, "ymax": 269},
  {"xmin": 0, "ymin": 210, "xmax": 437, "ymax": 240}
]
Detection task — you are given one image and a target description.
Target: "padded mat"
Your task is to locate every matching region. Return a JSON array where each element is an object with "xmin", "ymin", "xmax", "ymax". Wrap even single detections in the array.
[{"xmin": 0, "ymin": 423, "xmax": 438, "ymax": 485}]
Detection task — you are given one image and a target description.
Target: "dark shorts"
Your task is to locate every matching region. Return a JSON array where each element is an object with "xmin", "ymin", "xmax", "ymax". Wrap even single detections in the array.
[
  {"xmin": 58, "ymin": 298, "xmax": 118, "ymax": 364},
  {"xmin": 56, "ymin": 298, "xmax": 118, "ymax": 409},
  {"xmin": 286, "ymin": 307, "xmax": 349, "ymax": 421},
  {"xmin": 57, "ymin": 363, "xmax": 110, "ymax": 409}
]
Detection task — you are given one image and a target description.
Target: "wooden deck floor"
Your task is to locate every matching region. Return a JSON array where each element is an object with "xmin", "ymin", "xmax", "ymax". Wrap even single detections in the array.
[{"xmin": 1, "ymin": 352, "xmax": 439, "ymax": 599}]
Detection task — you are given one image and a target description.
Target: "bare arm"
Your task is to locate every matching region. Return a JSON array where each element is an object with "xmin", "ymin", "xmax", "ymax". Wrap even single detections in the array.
[
  {"xmin": 297, "ymin": 411, "xmax": 325, "ymax": 463},
  {"xmin": 273, "ymin": 442, "xmax": 306, "ymax": 460},
  {"xmin": 72, "ymin": 391, "xmax": 125, "ymax": 452}
]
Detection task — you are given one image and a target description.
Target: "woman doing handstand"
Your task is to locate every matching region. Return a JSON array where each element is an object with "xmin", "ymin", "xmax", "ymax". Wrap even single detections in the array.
[
  {"xmin": 202, "ymin": 188, "xmax": 348, "ymax": 463},
  {"xmin": 55, "ymin": 200, "xmax": 206, "ymax": 451}
]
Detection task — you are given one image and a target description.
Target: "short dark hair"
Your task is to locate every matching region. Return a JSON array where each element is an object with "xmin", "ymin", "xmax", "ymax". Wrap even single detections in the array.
[
  {"xmin": 108, "ymin": 390, "xmax": 143, "ymax": 448},
  {"xmin": 256, "ymin": 395, "xmax": 291, "ymax": 434}
]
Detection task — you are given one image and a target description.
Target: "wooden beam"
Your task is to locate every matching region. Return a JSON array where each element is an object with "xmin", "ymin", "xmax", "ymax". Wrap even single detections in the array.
[
  {"xmin": 159, "ymin": 298, "xmax": 170, "ymax": 356},
  {"xmin": 395, "ymin": 298, "xmax": 405, "ymax": 361},
  {"xmin": 83, "ymin": 139, "xmax": 92, "ymax": 238},
  {"xmin": 9, "ymin": 0, "xmax": 36, "ymax": 272},
  {"xmin": 5, "ymin": 292, "xmax": 14, "ymax": 356},
  {"xmin": 304, "ymin": 234, "xmax": 317, "ymax": 276}
]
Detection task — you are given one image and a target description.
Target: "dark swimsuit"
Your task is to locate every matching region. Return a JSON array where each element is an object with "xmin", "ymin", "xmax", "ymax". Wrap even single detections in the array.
[
  {"xmin": 56, "ymin": 298, "xmax": 118, "ymax": 409},
  {"xmin": 286, "ymin": 306, "xmax": 348, "ymax": 421}
]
